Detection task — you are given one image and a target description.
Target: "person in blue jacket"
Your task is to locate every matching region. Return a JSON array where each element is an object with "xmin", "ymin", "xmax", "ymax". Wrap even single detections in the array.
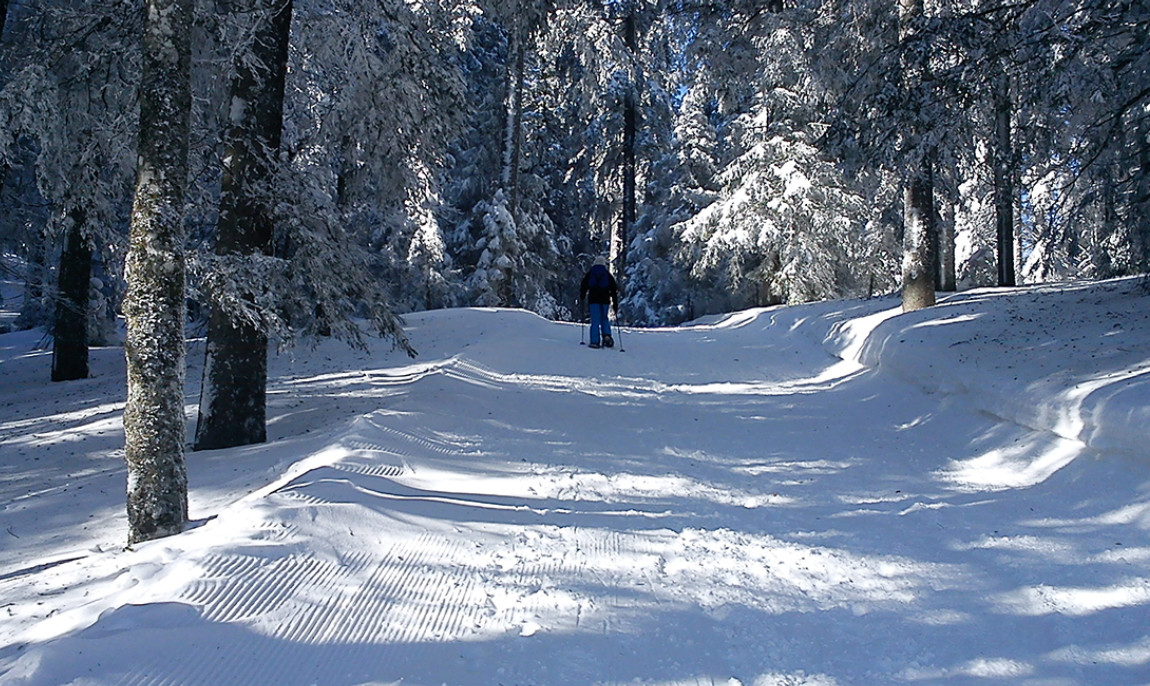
[{"xmin": 580, "ymin": 255, "xmax": 619, "ymax": 348}]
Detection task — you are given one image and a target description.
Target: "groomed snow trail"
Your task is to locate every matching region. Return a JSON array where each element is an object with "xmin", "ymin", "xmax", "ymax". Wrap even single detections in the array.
[{"xmin": 2, "ymin": 290, "xmax": 1149, "ymax": 686}]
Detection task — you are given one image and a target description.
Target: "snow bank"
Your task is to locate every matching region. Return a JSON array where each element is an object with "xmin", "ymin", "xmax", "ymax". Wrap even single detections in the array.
[{"xmin": 821, "ymin": 279, "xmax": 1150, "ymax": 461}]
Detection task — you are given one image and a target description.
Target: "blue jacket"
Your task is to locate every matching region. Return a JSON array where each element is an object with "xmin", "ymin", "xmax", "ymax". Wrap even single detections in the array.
[{"xmin": 580, "ymin": 265, "xmax": 618, "ymax": 306}]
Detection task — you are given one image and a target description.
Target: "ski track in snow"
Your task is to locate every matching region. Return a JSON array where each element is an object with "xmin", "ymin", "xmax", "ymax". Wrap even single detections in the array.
[{"xmin": 2, "ymin": 284, "xmax": 1150, "ymax": 685}]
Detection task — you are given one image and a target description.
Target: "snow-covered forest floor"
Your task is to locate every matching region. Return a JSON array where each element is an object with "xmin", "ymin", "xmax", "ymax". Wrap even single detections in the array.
[{"xmin": 2, "ymin": 275, "xmax": 1150, "ymax": 685}]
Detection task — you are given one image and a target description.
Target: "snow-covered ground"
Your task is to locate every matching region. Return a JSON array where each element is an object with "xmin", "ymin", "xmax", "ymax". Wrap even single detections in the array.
[{"xmin": 1, "ymin": 275, "xmax": 1149, "ymax": 685}]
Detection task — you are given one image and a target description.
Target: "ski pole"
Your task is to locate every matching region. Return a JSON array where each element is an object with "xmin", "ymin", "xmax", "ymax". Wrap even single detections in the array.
[
  {"xmin": 614, "ymin": 308, "xmax": 625, "ymax": 352},
  {"xmin": 580, "ymin": 301, "xmax": 587, "ymax": 345}
]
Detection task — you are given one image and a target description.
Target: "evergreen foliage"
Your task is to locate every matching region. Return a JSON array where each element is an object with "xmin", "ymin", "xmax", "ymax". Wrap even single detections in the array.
[{"xmin": 0, "ymin": 0, "xmax": 1144, "ymax": 338}]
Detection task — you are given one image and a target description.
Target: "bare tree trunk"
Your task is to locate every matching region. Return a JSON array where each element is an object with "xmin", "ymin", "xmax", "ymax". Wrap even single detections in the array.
[
  {"xmin": 1134, "ymin": 114, "xmax": 1150, "ymax": 271},
  {"xmin": 52, "ymin": 207, "xmax": 91, "ymax": 381},
  {"xmin": 993, "ymin": 67, "xmax": 1016, "ymax": 287},
  {"xmin": 16, "ymin": 228, "xmax": 48, "ymax": 330},
  {"xmin": 195, "ymin": 0, "xmax": 292, "ymax": 451},
  {"xmin": 613, "ymin": 7, "xmax": 638, "ymax": 292},
  {"xmin": 502, "ymin": 10, "xmax": 526, "ymax": 222},
  {"xmin": 903, "ymin": 166, "xmax": 937, "ymax": 311},
  {"xmin": 937, "ymin": 199, "xmax": 955, "ymax": 292},
  {"xmin": 124, "ymin": 0, "xmax": 193, "ymax": 545},
  {"xmin": 899, "ymin": 0, "xmax": 936, "ymax": 312}
]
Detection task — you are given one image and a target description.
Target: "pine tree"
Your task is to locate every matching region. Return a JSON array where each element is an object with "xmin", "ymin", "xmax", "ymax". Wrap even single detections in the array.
[
  {"xmin": 281, "ymin": 0, "xmax": 465, "ymax": 321},
  {"xmin": 0, "ymin": 6, "xmax": 138, "ymax": 362},
  {"xmin": 662, "ymin": 0, "xmax": 900, "ymax": 315}
]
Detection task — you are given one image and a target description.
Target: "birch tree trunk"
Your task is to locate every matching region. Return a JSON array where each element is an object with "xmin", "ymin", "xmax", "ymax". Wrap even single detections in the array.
[
  {"xmin": 123, "ymin": 0, "xmax": 193, "ymax": 544},
  {"xmin": 51, "ymin": 208, "xmax": 91, "ymax": 381},
  {"xmin": 195, "ymin": 0, "xmax": 292, "ymax": 451}
]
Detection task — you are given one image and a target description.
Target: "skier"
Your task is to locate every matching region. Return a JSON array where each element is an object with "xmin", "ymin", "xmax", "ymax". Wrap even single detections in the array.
[{"xmin": 580, "ymin": 255, "xmax": 619, "ymax": 349}]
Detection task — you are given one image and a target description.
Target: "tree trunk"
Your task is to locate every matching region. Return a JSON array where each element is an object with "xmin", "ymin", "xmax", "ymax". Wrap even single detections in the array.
[
  {"xmin": 336, "ymin": 134, "xmax": 353, "ymax": 208},
  {"xmin": 0, "ymin": 0, "xmax": 9, "ymax": 271},
  {"xmin": 613, "ymin": 8, "xmax": 638, "ymax": 291},
  {"xmin": 993, "ymin": 67, "xmax": 1016, "ymax": 287},
  {"xmin": 502, "ymin": 10, "xmax": 526, "ymax": 222},
  {"xmin": 51, "ymin": 208, "xmax": 91, "ymax": 382},
  {"xmin": 123, "ymin": 0, "xmax": 193, "ymax": 545},
  {"xmin": 16, "ymin": 229, "xmax": 48, "ymax": 330},
  {"xmin": 902, "ymin": 167, "xmax": 937, "ymax": 311},
  {"xmin": 899, "ymin": 0, "xmax": 936, "ymax": 312},
  {"xmin": 1134, "ymin": 113, "xmax": 1150, "ymax": 271},
  {"xmin": 195, "ymin": 0, "xmax": 292, "ymax": 452},
  {"xmin": 936, "ymin": 201, "xmax": 955, "ymax": 292}
]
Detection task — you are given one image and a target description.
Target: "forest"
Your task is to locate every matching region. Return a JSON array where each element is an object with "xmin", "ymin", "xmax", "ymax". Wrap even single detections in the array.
[{"xmin": 0, "ymin": 0, "xmax": 1147, "ymax": 542}]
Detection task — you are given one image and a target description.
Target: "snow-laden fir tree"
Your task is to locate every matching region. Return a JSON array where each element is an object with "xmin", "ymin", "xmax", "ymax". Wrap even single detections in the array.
[
  {"xmin": 280, "ymin": 0, "xmax": 466, "ymax": 319},
  {"xmin": 1011, "ymin": 0, "xmax": 1150, "ymax": 280},
  {"xmin": 188, "ymin": 0, "xmax": 464, "ymax": 412},
  {"xmin": 0, "ymin": 5, "xmax": 137, "ymax": 378},
  {"xmin": 445, "ymin": 0, "xmax": 573, "ymax": 316},
  {"xmin": 526, "ymin": 1, "xmax": 632, "ymax": 309},
  {"xmin": 675, "ymin": 123, "xmax": 897, "ymax": 310},
  {"xmin": 667, "ymin": 0, "xmax": 900, "ymax": 315}
]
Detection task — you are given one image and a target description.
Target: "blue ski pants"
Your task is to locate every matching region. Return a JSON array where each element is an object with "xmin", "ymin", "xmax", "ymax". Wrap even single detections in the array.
[{"xmin": 589, "ymin": 303, "xmax": 612, "ymax": 345}]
